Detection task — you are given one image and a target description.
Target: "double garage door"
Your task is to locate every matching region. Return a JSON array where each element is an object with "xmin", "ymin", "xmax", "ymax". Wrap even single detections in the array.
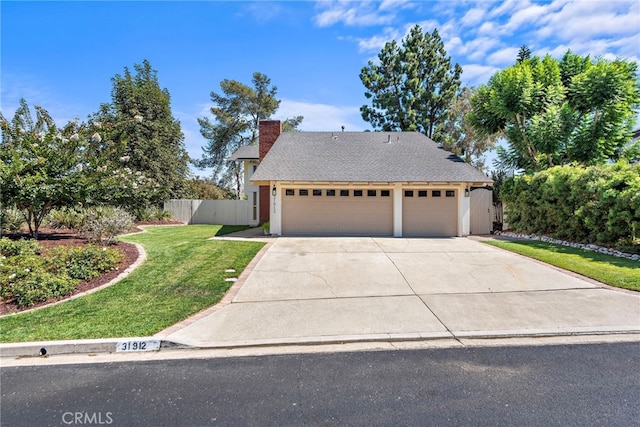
[
  {"xmin": 281, "ymin": 187, "xmax": 458, "ymax": 237},
  {"xmin": 282, "ymin": 188, "xmax": 393, "ymax": 236}
]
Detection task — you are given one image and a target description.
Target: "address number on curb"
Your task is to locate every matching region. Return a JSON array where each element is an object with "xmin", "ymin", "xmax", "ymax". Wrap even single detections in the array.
[{"xmin": 116, "ymin": 339, "xmax": 161, "ymax": 352}]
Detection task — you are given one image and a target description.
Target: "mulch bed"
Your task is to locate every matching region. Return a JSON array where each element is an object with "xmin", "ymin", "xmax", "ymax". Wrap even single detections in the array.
[{"xmin": 0, "ymin": 227, "xmax": 141, "ymax": 316}]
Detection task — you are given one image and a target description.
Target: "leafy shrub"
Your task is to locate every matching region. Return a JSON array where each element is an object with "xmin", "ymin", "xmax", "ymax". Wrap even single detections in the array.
[
  {"xmin": 0, "ymin": 207, "xmax": 25, "ymax": 233},
  {"xmin": 47, "ymin": 245, "xmax": 122, "ymax": 281},
  {"xmin": 131, "ymin": 206, "xmax": 173, "ymax": 222},
  {"xmin": 0, "ymin": 237, "xmax": 41, "ymax": 257},
  {"xmin": 502, "ymin": 161, "xmax": 640, "ymax": 246},
  {"xmin": 153, "ymin": 208, "xmax": 173, "ymax": 221},
  {"xmin": 133, "ymin": 207, "xmax": 153, "ymax": 222},
  {"xmin": 3, "ymin": 272, "xmax": 78, "ymax": 308},
  {"xmin": 0, "ymin": 243, "xmax": 122, "ymax": 307},
  {"xmin": 80, "ymin": 207, "xmax": 134, "ymax": 244},
  {"xmin": 46, "ymin": 207, "xmax": 86, "ymax": 230},
  {"xmin": 0, "ymin": 254, "xmax": 78, "ymax": 307}
]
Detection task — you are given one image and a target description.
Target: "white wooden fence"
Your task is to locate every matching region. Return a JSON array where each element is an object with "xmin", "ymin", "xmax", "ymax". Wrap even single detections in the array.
[{"xmin": 164, "ymin": 199, "xmax": 251, "ymax": 225}]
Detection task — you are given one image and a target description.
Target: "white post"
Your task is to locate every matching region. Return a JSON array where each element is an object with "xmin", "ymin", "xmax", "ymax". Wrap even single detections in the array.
[
  {"xmin": 459, "ymin": 185, "xmax": 470, "ymax": 236},
  {"xmin": 270, "ymin": 181, "xmax": 282, "ymax": 236},
  {"xmin": 393, "ymin": 184, "xmax": 403, "ymax": 237}
]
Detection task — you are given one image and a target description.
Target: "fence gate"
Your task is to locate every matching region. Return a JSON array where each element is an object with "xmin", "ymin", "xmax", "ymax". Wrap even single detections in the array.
[{"xmin": 470, "ymin": 188, "xmax": 492, "ymax": 235}]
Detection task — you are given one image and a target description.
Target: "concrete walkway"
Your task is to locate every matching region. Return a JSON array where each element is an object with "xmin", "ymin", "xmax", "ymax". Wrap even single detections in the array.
[{"xmin": 160, "ymin": 237, "xmax": 640, "ymax": 348}]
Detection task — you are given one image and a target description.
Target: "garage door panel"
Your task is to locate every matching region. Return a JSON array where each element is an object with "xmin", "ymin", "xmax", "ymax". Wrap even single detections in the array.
[
  {"xmin": 283, "ymin": 190, "xmax": 393, "ymax": 236},
  {"xmin": 403, "ymin": 190, "xmax": 457, "ymax": 237}
]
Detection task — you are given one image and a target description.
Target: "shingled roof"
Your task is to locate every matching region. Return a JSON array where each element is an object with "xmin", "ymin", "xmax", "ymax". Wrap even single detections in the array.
[
  {"xmin": 250, "ymin": 131, "xmax": 492, "ymax": 184},
  {"xmin": 227, "ymin": 145, "xmax": 259, "ymax": 161}
]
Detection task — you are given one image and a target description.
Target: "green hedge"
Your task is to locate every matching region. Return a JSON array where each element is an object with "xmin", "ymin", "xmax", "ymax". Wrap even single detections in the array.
[{"xmin": 502, "ymin": 162, "xmax": 640, "ymax": 245}]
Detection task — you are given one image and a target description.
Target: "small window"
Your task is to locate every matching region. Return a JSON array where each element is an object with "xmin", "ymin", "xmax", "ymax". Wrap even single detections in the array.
[
  {"xmin": 432, "ymin": 190, "xmax": 441, "ymax": 197},
  {"xmin": 404, "ymin": 190, "xmax": 414, "ymax": 197},
  {"xmin": 326, "ymin": 189, "xmax": 335, "ymax": 197},
  {"xmin": 418, "ymin": 190, "xmax": 427, "ymax": 198},
  {"xmin": 340, "ymin": 189, "xmax": 349, "ymax": 197},
  {"xmin": 299, "ymin": 189, "xmax": 309, "ymax": 196},
  {"xmin": 354, "ymin": 190, "xmax": 363, "ymax": 197},
  {"xmin": 381, "ymin": 190, "xmax": 390, "ymax": 197},
  {"xmin": 313, "ymin": 189, "xmax": 322, "ymax": 196},
  {"xmin": 446, "ymin": 190, "xmax": 455, "ymax": 197},
  {"xmin": 367, "ymin": 190, "xmax": 377, "ymax": 197},
  {"xmin": 285, "ymin": 189, "xmax": 294, "ymax": 196}
]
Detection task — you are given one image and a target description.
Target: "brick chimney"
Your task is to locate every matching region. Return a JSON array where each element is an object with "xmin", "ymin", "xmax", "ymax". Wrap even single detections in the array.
[
  {"xmin": 259, "ymin": 120, "xmax": 281, "ymax": 160},
  {"xmin": 259, "ymin": 120, "xmax": 281, "ymax": 223}
]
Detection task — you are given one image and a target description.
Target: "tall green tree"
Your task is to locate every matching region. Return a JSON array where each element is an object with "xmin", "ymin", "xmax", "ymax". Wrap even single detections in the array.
[
  {"xmin": 469, "ymin": 51, "xmax": 640, "ymax": 172},
  {"xmin": 516, "ymin": 45, "xmax": 531, "ymax": 63},
  {"xmin": 359, "ymin": 25, "xmax": 462, "ymax": 138},
  {"xmin": 434, "ymin": 87, "xmax": 498, "ymax": 172},
  {"xmin": 0, "ymin": 100, "xmax": 91, "ymax": 237},
  {"xmin": 90, "ymin": 60, "xmax": 190, "ymax": 205},
  {"xmin": 197, "ymin": 72, "xmax": 303, "ymax": 198}
]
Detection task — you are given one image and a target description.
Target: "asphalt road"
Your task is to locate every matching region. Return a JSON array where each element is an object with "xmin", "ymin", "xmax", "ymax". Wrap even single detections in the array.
[{"xmin": 2, "ymin": 342, "xmax": 639, "ymax": 426}]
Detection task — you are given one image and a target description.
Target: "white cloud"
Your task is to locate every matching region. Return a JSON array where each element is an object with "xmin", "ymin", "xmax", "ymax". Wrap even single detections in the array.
[
  {"xmin": 460, "ymin": 8, "xmax": 485, "ymax": 27},
  {"xmin": 451, "ymin": 36, "xmax": 501, "ymax": 60},
  {"xmin": 239, "ymin": 2, "xmax": 289, "ymax": 24},
  {"xmin": 445, "ymin": 36, "xmax": 463, "ymax": 55},
  {"xmin": 501, "ymin": 3, "xmax": 551, "ymax": 33},
  {"xmin": 460, "ymin": 64, "xmax": 500, "ymax": 86},
  {"xmin": 379, "ymin": 0, "xmax": 415, "ymax": 12},
  {"xmin": 477, "ymin": 21, "xmax": 497, "ymax": 35},
  {"xmin": 487, "ymin": 0, "xmax": 532, "ymax": 19},
  {"xmin": 314, "ymin": 1, "xmax": 396, "ymax": 27},
  {"xmin": 357, "ymin": 27, "xmax": 402, "ymax": 52},
  {"xmin": 533, "ymin": 0, "xmax": 639, "ymax": 46},
  {"xmin": 543, "ymin": 35, "xmax": 640, "ymax": 63},
  {"xmin": 356, "ymin": 19, "xmax": 441, "ymax": 53},
  {"xmin": 0, "ymin": 73, "xmax": 86, "ymax": 126},
  {"xmin": 486, "ymin": 47, "xmax": 520, "ymax": 66},
  {"xmin": 275, "ymin": 99, "xmax": 367, "ymax": 131}
]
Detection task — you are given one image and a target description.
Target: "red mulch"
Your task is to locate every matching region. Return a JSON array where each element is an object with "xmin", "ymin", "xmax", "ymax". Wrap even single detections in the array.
[{"xmin": 0, "ymin": 227, "xmax": 141, "ymax": 315}]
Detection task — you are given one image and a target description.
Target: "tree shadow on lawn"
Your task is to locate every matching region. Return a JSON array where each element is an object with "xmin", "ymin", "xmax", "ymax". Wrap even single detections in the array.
[{"xmin": 215, "ymin": 225, "xmax": 252, "ymax": 236}]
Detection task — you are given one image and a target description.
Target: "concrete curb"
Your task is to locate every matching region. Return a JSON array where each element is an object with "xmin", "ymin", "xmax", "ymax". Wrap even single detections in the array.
[
  {"xmin": 3, "ymin": 330, "xmax": 639, "ymax": 359},
  {"xmin": 0, "ymin": 337, "xmax": 190, "ymax": 358}
]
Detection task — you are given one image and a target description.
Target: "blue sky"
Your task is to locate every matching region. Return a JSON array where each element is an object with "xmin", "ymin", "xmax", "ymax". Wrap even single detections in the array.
[{"xmin": 2, "ymin": 0, "xmax": 639, "ymax": 172}]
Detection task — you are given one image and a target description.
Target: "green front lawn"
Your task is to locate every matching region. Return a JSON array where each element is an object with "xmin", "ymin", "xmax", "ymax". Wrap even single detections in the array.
[
  {"xmin": 0, "ymin": 225, "xmax": 264, "ymax": 343},
  {"xmin": 484, "ymin": 240, "xmax": 639, "ymax": 292}
]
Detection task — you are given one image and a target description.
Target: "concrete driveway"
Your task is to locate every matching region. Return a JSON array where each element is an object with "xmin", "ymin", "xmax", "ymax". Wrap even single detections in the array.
[{"xmin": 162, "ymin": 237, "xmax": 640, "ymax": 347}]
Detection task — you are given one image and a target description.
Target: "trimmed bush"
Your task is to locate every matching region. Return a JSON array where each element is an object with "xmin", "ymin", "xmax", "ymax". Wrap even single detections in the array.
[
  {"xmin": 1, "ymin": 242, "xmax": 122, "ymax": 308},
  {"xmin": 0, "ymin": 238, "xmax": 41, "ymax": 257},
  {"xmin": 47, "ymin": 245, "xmax": 123, "ymax": 281},
  {"xmin": 502, "ymin": 162, "xmax": 640, "ymax": 246},
  {"xmin": 80, "ymin": 207, "xmax": 135, "ymax": 244},
  {"xmin": 0, "ymin": 254, "xmax": 78, "ymax": 307},
  {"xmin": 3, "ymin": 272, "xmax": 78, "ymax": 308}
]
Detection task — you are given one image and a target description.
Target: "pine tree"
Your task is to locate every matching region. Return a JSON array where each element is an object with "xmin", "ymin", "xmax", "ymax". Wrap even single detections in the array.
[{"xmin": 359, "ymin": 25, "xmax": 462, "ymax": 138}]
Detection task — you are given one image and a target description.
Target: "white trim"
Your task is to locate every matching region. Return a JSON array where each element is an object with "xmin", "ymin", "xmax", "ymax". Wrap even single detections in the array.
[
  {"xmin": 270, "ymin": 181, "xmax": 282, "ymax": 235},
  {"xmin": 459, "ymin": 184, "xmax": 470, "ymax": 236},
  {"xmin": 393, "ymin": 183, "xmax": 403, "ymax": 237}
]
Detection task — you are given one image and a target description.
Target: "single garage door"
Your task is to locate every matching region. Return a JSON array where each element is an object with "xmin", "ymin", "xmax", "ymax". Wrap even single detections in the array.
[
  {"xmin": 282, "ymin": 188, "xmax": 393, "ymax": 236},
  {"xmin": 402, "ymin": 189, "xmax": 458, "ymax": 237}
]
